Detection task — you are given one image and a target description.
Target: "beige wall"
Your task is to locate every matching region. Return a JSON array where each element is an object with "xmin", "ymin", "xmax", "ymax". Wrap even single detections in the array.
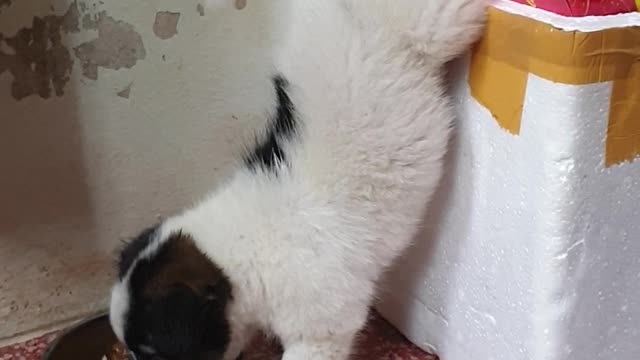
[{"xmin": 0, "ymin": 0, "xmax": 276, "ymax": 341}]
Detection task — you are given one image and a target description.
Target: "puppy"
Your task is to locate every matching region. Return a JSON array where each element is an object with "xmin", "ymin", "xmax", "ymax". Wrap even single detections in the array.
[{"xmin": 109, "ymin": 1, "xmax": 487, "ymax": 359}]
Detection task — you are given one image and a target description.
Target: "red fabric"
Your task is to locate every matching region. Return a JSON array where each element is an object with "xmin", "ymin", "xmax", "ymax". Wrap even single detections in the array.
[
  {"xmin": 0, "ymin": 313, "xmax": 436, "ymax": 360},
  {"xmin": 509, "ymin": 0, "xmax": 639, "ymax": 17}
]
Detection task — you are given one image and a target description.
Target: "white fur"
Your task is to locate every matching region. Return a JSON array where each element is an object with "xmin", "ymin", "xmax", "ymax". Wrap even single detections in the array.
[
  {"xmin": 111, "ymin": 0, "xmax": 486, "ymax": 359},
  {"xmin": 109, "ymin": 281, "xmax": 130, "ymax": 343}
]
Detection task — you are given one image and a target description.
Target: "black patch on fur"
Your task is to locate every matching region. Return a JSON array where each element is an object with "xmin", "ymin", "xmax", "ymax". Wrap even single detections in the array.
[
  {"xmin": 122, "ymin": 232, "xmax": 233, "ymax": 360},
  {"xmin": 118, "ymin": 225, "xmax": 159, "ymax": 280},
  {"xmin": 244, "ymin": 75, "xmax": 297, "ymax": 173}
]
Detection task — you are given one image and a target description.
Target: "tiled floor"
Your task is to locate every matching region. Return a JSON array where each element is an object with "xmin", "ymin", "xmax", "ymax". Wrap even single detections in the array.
[{"xmin": 0, "ymin": 313, "xmax": 437, "ymax": 359}]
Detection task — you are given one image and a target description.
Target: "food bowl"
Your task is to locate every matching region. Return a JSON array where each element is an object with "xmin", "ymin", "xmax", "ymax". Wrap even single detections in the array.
[{"xmin": 42, "ymin": 313, "xmax": 128, "ymax": 360}]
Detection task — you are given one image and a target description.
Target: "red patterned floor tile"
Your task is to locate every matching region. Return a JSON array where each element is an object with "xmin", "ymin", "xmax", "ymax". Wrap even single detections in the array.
[
  {"xmin": 0, "ymin": 333, "xmax": 58, "ymax": 360},
  {"xmin": 0, "ymin": 313, "xmax": 436, "ymax": 359}
]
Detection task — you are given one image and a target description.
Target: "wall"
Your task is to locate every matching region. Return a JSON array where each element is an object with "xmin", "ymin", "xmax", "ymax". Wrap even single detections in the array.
[{"xmin": 0, "ymin": 0, "xmax": 277, "ymax": 341}]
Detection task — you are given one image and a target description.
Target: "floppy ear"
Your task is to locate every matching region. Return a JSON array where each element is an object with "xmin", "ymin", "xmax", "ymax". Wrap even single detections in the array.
[
  {"xmin": 124, "ymin": 230, "xmax": 235, "ymax": 356},
  {"xmin": 140, "ymin": 284, "xmax": 231, "ymax": 356},
  {"xmin": 200, "ymin": 289, "xmax": 233, "ymax": 351}
]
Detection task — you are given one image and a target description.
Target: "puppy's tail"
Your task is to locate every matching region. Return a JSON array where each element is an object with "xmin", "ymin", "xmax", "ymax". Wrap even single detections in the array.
[{"xmin": 346, "ymin": 0, "xmax": 488, "ymax": 65}]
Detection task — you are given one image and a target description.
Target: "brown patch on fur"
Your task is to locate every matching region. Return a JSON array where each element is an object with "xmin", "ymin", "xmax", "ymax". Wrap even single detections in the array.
[{"xmin": 143, "ymin": 232, "xmax": 228, "ymax": 299}]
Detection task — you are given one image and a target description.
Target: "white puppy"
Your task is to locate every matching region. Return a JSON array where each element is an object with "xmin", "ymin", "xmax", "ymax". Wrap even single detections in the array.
[{"xmin": 109, "ymin": 1, "xmax": 487, "ymax": 359}]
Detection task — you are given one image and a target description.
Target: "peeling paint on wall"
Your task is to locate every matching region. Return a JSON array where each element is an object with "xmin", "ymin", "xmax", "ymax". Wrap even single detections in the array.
[
  {"xmin": 116, "ymin": 82, "xmax": 131, "ymax": 98},
  {"xmin": 74, "ymin": 11, "xmax": 146, "ymax": 80},
  {"xmin": 82, "ymin": 13, "xmax": 98, "ymax": 29},
  {"xmin": 1, "ymin": 2, "xmax": 146, "ymax": 98},
  {"xmin": 153, "ymin": 11, "xmax": 180, "ymax": 40},
  {"xmin": 235, "ymin": 0, "xmax": 247, "ymax": 10},
  {"xmin": 0, "ymin": 2, "xmax": 80, "ymax": 100}
]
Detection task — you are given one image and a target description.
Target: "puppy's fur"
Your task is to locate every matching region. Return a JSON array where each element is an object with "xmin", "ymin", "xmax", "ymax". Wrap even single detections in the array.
[{"xmin": 110, "ymin": 1, "xmax": 486, "ymax": 359}]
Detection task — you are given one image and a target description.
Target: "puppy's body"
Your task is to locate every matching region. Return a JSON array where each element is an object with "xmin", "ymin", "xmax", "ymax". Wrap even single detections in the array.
[{"xmin": 110, "ymin": 1, "xmax": 486, "ymax": 359}]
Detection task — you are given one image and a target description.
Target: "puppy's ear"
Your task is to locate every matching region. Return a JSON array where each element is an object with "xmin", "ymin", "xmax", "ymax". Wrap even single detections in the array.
[
  {"xmin": 139, "ymin": 284, "xmax": 231, "ymax": 356},
  {"xmin": 124, "ymin": 230, "xmax": 235, "ymax": 357}
]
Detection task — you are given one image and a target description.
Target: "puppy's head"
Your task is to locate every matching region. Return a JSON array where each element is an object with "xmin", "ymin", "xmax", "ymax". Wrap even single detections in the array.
[{"xmin": 109, "ymin": 225, "xmax": 233, "ymax": 360}]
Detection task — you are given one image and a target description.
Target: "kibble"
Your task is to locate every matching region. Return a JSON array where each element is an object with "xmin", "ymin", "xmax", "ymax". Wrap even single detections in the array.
[{"xmin": 101, "ymin": 342, "xmax": 128, "ymax": 360}]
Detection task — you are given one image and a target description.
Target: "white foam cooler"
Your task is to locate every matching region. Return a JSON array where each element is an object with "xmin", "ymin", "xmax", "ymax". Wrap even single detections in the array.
[{"xmin": 377, "ymin": 2, "xmax": 640, "ymax": 360}]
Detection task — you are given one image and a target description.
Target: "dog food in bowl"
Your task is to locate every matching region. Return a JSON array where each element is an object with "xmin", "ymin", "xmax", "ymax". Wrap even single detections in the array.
[{"xmin": 101, "ymin": 342, "xmax": 129, "ymax": 360}]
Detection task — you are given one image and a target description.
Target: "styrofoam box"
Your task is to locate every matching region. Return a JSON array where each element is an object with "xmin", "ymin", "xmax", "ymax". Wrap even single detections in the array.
[{"xmin": 377, "ymin": 3, "xmax": 640, "ymax": 360}]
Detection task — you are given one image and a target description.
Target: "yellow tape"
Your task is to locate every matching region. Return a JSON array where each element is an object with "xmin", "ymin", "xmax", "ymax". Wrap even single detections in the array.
[
  {"xmin": 607, "ymin": 61, "xmax": 640, "ymax": 166},
  {"xmin": 469, "ymin": 52, "xmax": 528, "ymax": 135},
  {"xmin": 472, "ymin": 8, "xmax": 640, "ymax": 85},
  {"xmin": 469, "ymin": 7, "xmax": 640, "ymax": 166}
]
